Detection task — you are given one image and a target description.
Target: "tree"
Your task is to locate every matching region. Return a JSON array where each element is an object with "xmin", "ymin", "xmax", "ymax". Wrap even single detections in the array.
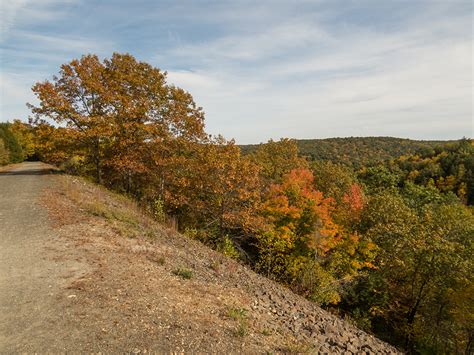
[
  {"xmin": 10, "ymin": 120, "xmax": 36, "ymax": 159},
  {"xmin": 349, "ymin": 191, "xmax": 474, "ymax": 352},
  {"xmin": 0, "ymin": 138, "xmax": 9, "ymax": 165},
  {"xmin": 390, "ymin": 139, "xmax": 474, "ymax": 205},
  {"xmin": 257, "ymin": 168, "xmax": 375, "ymax": 304},
  {"xmin": 311, "ymin": 160, "xmax": 366, "ymax": 228},
  {"xmin": 31, "ymin": 121, "xmax": 81, "ymax": 167},
  {"xmin": 181, "ymin": 137, "xmax": 263, "ymax": 244},
  {"xmin": 358, "ymin": 165, "xmax": 400, "ymax": 192},
  {"xmin": 311, "ymin": 160, "xmax": 357, "ymax": 203},
  {"xmin": 0, "ymin": 123, "xmax": 24, "ymax": 163},
  {"xmin": 252, "ymin": 138, "xmax": 308, "ymax": 183},
  {"xmin": 29, "ymin": 53, "xmax": 207, "ymax": 186}
]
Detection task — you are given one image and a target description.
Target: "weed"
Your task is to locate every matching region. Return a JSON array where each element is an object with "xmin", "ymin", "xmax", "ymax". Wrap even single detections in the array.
[
  {"xmin": 262, "ymin": 329, "xmax": 272, "ymax": 336},
  {"xmin": 236, "ymin": 322, "xmax": 247, "ymax": 337},
  {"xmin": 172, "ymin": 267, "xmax": 193, "ymax": 279},
  {"xmin": 283, "ymin": 341, "xmax": 314, "ymax": 354},
  {"xmin": 148, "ymin": 254, "xmax": 165, "ymax": 265},
  {"xmin": 227, "ymin": 307, "xmax": 247, "ymax": 320},
  {"xmin": 114, "ymin": 224, "xmax": 137, "ymax": 238},
  {"xmin": 210, "ymin": 259, "xmax": 222, "ymax": 273},
  {"xmin": 86, "ymin": 199, "xmax": 139, "ymax": 226},
  {"xmin": 227, "ymin": 306, "xmax": 248, "ymax": 337}
]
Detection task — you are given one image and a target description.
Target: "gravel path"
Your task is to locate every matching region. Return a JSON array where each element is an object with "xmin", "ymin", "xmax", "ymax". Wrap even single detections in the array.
[{"xmin": 0, "ymin": 162, "xmax": 88, "ymax": 352}]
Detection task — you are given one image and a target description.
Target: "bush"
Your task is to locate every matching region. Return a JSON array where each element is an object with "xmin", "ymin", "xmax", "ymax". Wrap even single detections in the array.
[
  {"xmin": 290, "ymin": 258, "xmax": 341, "ymax": 305},
  {"xmin": 152, "ymin": 198, "xmax": 166, "ymax": 223},
  {"xmin": 172, "ymin": 267, "xmax": 193, "ymax": 279},
  {"xmin": 0, "ymin": 139, "xmax": 10, "ymax": 165},
  {"xmin": 61, "ymin": 155, "xmax": 86, "ymax": 175},
  {"xmin": 217, "ymin": 236, "xmax": 240, "ymax": 259},
  {"xmin": 0, "ymin": 123, "xmax": 24, "ymax": 163}
]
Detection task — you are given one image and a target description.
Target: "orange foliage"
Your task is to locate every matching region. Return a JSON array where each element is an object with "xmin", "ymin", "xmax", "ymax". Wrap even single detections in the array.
[{"xmin": 263, "ymin": 168, "xmax": 341, "ymax": 255}]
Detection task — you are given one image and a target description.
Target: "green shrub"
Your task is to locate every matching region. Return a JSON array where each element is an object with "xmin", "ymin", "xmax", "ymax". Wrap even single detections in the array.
[
  {"xmin": 0, "ymin": 123, "xmax": 24, "ymax": 163},
  {"xmin": 290, "ymin": 258, "xmax": 341, "ymax": 305},
  {"xmin": 61, "ymin": 155, "xmax": 86, "ymax": 175},
  {"xmin": 0, "ymin": 139, "xmax": 9, "ymax": 165},
  {"xmin": 217, "ymin": 236, "xmax": 240, "ymax": 259},
  {"xmin": 172, "ymin": 267, "xmax": 193, "ymax": 279},
  {"xmin": 152, "ymin": 198, "xmax": 166, "ymax": 223}
]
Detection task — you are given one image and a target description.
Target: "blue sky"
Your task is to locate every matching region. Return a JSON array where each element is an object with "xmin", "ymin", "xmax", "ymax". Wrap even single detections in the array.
[{"xmin": 0, "ymin": 0, "xmax": 472, "ymax": 143}]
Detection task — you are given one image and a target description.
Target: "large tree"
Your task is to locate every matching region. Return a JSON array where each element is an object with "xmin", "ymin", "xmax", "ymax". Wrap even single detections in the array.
[{"xmin": 29, "ymin": 53, "xmax": 207, "ymax": 186}]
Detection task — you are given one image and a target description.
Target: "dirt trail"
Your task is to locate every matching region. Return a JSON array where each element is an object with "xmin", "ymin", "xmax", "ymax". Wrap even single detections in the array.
[{"xmin": 0, "ymin": 162, "xmax": 88, "ymax": 352}]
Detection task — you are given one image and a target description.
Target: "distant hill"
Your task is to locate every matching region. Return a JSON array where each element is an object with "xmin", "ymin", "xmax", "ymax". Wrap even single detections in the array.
[{"xmin": 241, "ymin": 137, "xmax": 452, "ymax": 168}]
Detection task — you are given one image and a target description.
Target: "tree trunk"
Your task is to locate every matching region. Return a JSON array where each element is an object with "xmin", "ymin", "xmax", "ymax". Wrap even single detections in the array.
[
  {"xmin": 94, "ymin": 139, "xmax": 102, "ymax": 184},
  {"xmin": 404, "ymin": 277, "xmax": 428, "ymax": 350},
  {"xmin": 219, "ymin": 201, "xmax": 225, "ymax": 238}
]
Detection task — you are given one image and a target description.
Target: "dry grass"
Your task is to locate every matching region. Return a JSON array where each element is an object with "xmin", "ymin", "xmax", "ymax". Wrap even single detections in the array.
[
  {"xmin": 38, "ymin": 173, "xmax": 398, "ymax": 353},
  {"xmin": 39, "ymin": 174, "xmax": 293, "ymax": 352}
]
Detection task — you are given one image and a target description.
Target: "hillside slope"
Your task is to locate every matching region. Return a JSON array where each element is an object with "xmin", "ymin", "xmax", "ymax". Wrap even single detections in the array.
[
  {"xmin": 19, "ymin": 170, "xmax": 398, "ymax": 353},
  {"xmin": 242, "ymin": 137, "xmax": 450, "ymax": 168}
]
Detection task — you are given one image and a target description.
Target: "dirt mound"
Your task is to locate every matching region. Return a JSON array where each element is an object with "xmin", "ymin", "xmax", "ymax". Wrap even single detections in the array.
[{"xmin": 38, "ymin": 173, "xmax": 399, "ymax": 353}]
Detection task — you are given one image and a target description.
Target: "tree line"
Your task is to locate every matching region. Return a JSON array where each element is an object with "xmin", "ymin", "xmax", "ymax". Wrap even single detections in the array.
[
  {"xmin": 242, "ymin": 137, "xmax": 452, "ymax": 169},
  {"xmin": 9, "ymin": 53, "xmax": 472, "ymax": 353},
  {"xmin": 0, "ymin": 121, "xmax": 36, "ymax": 165}
]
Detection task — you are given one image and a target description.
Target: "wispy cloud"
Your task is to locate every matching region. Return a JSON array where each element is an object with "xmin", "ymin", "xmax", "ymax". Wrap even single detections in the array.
[
  {"xmin": 0, "ymin": 0, "xmax": 79, "ymax": 41},
  {"xmin": 162, "ymin": 2, "xmax": 472, "ymax": 142},
  {"xmin": 1, "ymin": 0, "xmax": 472, "ymax": 141}
]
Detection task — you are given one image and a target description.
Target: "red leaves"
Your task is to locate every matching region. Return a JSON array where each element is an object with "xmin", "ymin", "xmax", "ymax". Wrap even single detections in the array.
[{"xmin": 343, "ymin": 183, "xmax": 365, "ymax": 213}]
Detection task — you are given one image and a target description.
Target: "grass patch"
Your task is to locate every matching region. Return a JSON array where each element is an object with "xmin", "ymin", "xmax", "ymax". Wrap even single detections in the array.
[
  {"xmin": 146, "ymin": 253, "xmax": 165, "ymax": 265},
  {"xmin": 227, "ymin": 307, "xmax": 247, "ymax": 320},
  {"xmin": 283, "ymin": 341, "xmax": 315, "ymax": 354},
  {"xmin": 172, "ymin": 267, "xmax": 193, "ymax": 279},
  {"xmin": 227, "ymin": 306, "xmax": 248, "ymax": 337},
  {"xmin": 86, "ymin": 200, "xmax": 139, "ymax": 227},
  {"xmin": 235, "ymin": 322, "xmax": 248, "ymax": 337}
]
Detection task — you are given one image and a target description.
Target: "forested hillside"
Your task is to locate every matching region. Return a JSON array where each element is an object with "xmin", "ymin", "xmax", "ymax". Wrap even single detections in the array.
[
  {"xmin": 387, "ymin": 139, "xmax": 474, "ymax": 205},
  {"xmin": 242, "ymin": 137, "xmax": 451, "ymax": 168},
  {"xmin": 7, "ymin": 53, "xmax": 472, "ymax": 354}
]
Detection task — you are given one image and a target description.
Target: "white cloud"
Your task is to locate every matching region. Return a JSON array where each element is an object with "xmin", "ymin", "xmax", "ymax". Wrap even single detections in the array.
[
  {"xmin": 161, "ymin": 4, "xmax": 472, "ymax": 143},
  {"xmin": 0, "ymin": 72, "xmax": 37, "ymax": 121},
  {"xmin": 170, "ymin": 22, "xmax": 329, "ymax": 63}
]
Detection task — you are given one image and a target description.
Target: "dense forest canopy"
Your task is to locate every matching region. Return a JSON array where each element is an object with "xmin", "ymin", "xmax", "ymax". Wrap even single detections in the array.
[
  {"xmin": 241, "ymin": 137, "xmax": 453, "ymax": 168},
  {"xmin": 4, "ymin": 53, "xmax": 472, "ymax": 354}
]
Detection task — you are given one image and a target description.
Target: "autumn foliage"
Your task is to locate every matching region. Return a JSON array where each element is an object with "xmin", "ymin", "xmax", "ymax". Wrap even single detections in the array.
[{"xmin": 23, "ymin": 53, "xmax": 473, "ymax": 354}]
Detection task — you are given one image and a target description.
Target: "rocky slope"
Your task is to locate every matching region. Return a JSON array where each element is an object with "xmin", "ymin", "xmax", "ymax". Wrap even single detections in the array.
[{"xmin": 39, "ymin": 172, "xmax": 400, "ymax": 353}]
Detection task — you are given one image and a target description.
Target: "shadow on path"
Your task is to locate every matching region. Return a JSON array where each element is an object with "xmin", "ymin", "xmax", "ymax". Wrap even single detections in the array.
[{"xmin": 0, "ymin": 168, "xmax": 60, "ymax": 176}]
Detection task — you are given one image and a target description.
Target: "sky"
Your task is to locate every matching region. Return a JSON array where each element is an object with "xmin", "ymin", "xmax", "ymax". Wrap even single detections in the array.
[{"xmin": 0, "ymin": 0, "xmax": 472, "ymax": 144}]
